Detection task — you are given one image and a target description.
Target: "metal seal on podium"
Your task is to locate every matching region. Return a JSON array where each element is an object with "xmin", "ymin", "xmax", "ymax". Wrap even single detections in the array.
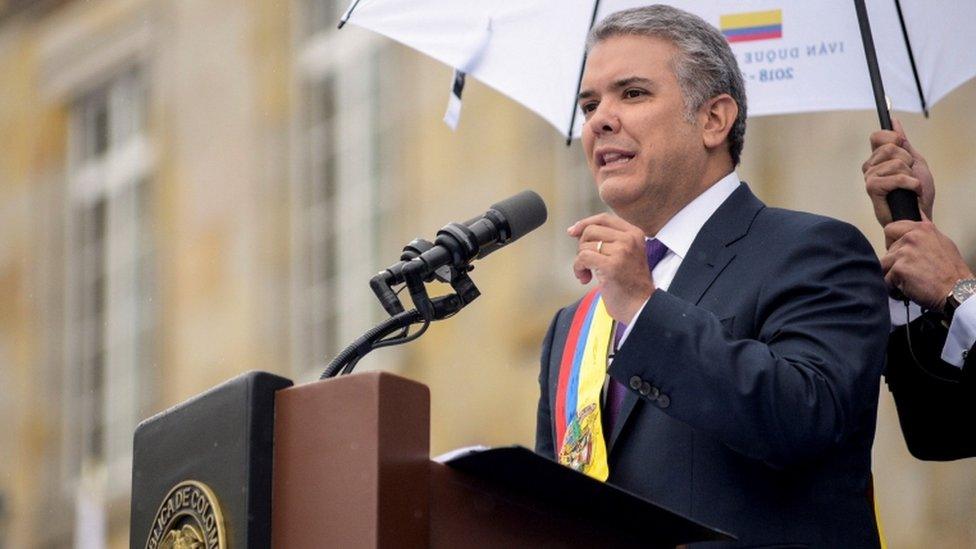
[{"xmin": 146, "ymin": 480, "xmax": 226, "ymax": 549}]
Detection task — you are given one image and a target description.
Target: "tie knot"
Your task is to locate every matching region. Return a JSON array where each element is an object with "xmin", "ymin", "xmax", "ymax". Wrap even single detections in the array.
[{"xmin": 645, "ymin": 238, "xmax": 668, "ymax": 270}]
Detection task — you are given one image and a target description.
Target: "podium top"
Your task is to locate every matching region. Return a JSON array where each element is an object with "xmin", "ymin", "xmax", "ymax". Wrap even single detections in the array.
[{"xmin": 444, "ymin": 446, "xmax": 735, "ymax": 546}]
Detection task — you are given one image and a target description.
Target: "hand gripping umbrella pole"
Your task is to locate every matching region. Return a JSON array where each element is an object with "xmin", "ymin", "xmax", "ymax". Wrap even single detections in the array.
[
  {"xmin": 852, "ymin": 0, "xmax": 947, "ymax": 385},
  {"xmin": 853, "ymin": 0, "xmax": 921, "ymax": 222}
]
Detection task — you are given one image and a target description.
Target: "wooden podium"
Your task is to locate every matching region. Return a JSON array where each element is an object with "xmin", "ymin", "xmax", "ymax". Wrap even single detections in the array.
[{"xmin": 131, "ymin": 371, "xmax": 732, "ymax": 548}]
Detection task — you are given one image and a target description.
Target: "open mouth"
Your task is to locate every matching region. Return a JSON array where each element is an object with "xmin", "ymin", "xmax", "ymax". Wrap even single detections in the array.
[{"xmin": 597, "ymin": 150, "xmax": 636, "ymax": 167}]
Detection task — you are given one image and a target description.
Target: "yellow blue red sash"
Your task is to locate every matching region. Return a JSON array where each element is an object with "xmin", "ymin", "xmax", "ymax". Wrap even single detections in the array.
[{"xmin": 554, "ymin": 287, "xmax": 614, "ymax": 480}]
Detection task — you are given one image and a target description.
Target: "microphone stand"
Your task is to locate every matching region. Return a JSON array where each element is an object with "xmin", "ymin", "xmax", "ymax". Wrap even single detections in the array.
[{"xmin": 319, "ymin": 262, "xmax": 481, "ymax": 380}]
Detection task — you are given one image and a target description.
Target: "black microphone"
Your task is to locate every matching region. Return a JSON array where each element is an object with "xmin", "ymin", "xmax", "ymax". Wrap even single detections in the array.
[
  {"xmin": 408, "ymin": 189, "xmax": 547, "ymax": 276},
  {"xmin": 370, "ymin": 190, "xmax": 548, "ymax": 316}
]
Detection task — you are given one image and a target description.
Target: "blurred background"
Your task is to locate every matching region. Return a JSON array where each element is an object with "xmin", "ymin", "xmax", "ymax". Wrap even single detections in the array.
[{"xmin": 1, "ymin": 0, "xmax": 974, "ymax": 547}]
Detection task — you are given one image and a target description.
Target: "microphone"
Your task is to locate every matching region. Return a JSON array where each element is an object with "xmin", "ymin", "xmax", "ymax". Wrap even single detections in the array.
[
  {"xmin": 430, "ymin": 188, "xmax": 548, "ymax": 264},
  {"xmin": 325, "ymin": 190, "xmax": 547, "ymax": 378},
  {"xmin": 371, "ymin": 190, "xmax": 548, "ymax": 316}
]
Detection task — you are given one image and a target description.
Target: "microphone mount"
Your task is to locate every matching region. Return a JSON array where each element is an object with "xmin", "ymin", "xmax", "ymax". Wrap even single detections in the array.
[
  {"xmin": 320, "ymin": 190, "xmax": 546, "ymax": 379},
  {"xmin": 322, "ymin": 231, "xmax": 484, "ymax": 379}
]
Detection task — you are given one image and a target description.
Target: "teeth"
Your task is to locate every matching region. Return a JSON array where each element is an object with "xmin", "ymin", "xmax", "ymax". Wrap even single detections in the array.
[{"xmin": 601, "ymin": 152, "xmax": 632, "ymax": 165}]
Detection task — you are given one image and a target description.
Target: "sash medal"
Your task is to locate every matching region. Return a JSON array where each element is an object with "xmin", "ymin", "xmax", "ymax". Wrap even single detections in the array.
[{"xmin": 554, "ymin": 287, "xmax": 615, "ymax": 480}]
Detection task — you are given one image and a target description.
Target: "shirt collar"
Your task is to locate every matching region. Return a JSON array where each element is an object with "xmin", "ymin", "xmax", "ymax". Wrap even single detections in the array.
[{"xmin": 653, "ymin": 171, "xmax": 741, "ymax": 259}]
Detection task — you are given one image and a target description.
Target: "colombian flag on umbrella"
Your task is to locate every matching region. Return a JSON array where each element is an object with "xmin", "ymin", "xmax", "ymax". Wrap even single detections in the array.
[{"xmin": 721, "ymin": 9, "xmax": 783, "ymax": 43}]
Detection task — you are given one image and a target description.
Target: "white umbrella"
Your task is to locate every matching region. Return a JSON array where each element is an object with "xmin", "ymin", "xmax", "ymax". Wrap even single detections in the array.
[{"xmin": 339, "ymin": 0, "xmax": 976, "ymax": 139}]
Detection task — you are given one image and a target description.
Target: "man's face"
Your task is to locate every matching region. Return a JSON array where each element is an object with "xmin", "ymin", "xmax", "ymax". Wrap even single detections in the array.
[{"xmin": 579, "ymin": 35, "xmax": 706, "ymax": 221}]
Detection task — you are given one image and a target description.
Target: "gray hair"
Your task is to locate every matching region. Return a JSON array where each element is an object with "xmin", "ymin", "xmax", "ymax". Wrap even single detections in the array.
[{"xmin": 587, "ymin": 5, "xmax": 747, "ymax": 166}]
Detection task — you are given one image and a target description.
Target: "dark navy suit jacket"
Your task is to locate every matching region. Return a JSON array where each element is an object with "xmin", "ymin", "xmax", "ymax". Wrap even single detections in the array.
[
  {"xmin": 536, "ymin": 185, "xmax": 889, "ymax": 548},
  {"xmin": 886, "ymin": 314, "xmax": 976, "ymax": 461}
]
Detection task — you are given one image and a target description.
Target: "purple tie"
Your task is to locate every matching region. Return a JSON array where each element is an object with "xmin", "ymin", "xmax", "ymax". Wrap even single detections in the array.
[{"xmin": 604, "ymin": 238, "xmax": 669, "ymax": 436}]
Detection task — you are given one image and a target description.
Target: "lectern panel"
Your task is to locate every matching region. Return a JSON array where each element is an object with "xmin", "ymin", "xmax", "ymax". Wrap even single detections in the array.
[{"xmin": 130, "ymin": 371, "xmax": 292, "ymax": 548}]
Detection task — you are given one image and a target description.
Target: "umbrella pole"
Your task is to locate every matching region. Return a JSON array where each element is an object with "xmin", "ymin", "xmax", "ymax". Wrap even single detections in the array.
[
  {"xmin": 853, "ymin": 0, "xmax": 892, "ymax": 130},
  {"xmin": 853, "ymin": 0, "xmax": 920, "ymax": 221},
  {"xmin": 337, "ymin": 0, "xmax": 364, "ymax": 29},
  {"xmin": 893, "ymin": 0, "xmax": 929, "ymax": 117},
  {"xmin": 565, "ymin": 0, "xmax": 603, "ymax": 145}
]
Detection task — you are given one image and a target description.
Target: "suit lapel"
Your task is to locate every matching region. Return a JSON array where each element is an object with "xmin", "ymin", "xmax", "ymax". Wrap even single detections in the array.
[
  {"xmin": 668, "ymin": 184, "xmax": 763, "ymax": 303},
  {"xmin": 607, "ymin": 184, "xmax": 765, "ymax": 453}
]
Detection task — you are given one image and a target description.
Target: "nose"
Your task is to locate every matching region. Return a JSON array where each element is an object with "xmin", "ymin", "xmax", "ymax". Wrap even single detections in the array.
[{"xmin": 586, "ymin": 101, "xmax": 620, "ymax": 135}]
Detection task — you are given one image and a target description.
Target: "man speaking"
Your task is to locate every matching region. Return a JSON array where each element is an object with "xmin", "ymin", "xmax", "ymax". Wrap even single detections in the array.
[{"xmin": 535, "ymin": 6, "xmax": 889, "ymax": 547}]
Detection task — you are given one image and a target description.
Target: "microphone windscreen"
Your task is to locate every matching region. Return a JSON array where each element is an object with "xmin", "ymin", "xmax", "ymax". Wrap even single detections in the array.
[{"xmin": 491, "ymin": 190, "xmax": 548, "ymax": 241}]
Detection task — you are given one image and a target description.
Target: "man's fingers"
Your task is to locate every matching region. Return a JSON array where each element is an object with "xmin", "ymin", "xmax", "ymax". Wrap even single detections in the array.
[
  {"xmin": 883, "ymin": 220, "xmax": 919, "ymax": 243},
  {"xmin": 898, "ymin": 130, "xmax": 932, "ymax": 176},
  {"xmin": 872, "ymin": 202, "xmax": 893, "ymax": 230},
  {"xmin": 867, "ymin": 173, "xmax": 922, "ymax": 198},
  {"xmin": 892, "ymin": 118, "xmax": 908, "ymax": 141},
  {"xmin": 879, "ymin": 252, "xmax": 893, "ymax": 274},
  {"xmin": 883, "ymin": 267, "xmax": 900, "ymax": 292},
  {"xmin": 578, "ymin": 223, "xmax": 622, "ymax": 247},
  {"xmin": 868, "ymin": 129, "xmax": 903, "ymax": 151},
  {"xmin": 869, "ymin": 156, "xmax": 914, "ymax": 178},
  {"xmin": 568, "ymin": 212, "xmax": 616, "ymax": 235},
  {"xmin": 865, "ymin": 144, "xmax": 914, "ymax": 172},
  {"xmin": 572, "ymin": 255, "xmax": 592, "ymax": 283},
  {"xmin": 903, "ymin": 138, "xmax": 928, "ymax": 168},
  {"xmin": 568, "ymin": 212, "xmax": 640, "ymax": 236},
  {"xmin": 881, "ymin": 243, "xmax": 906, "ymax": 289},
  {"xmin": 573, "ymin": 249, "xmax": 610, "ymax": 283},
  {"xmin": 582, "ymin": 238, "xmax": 616, "ymax": 256}
]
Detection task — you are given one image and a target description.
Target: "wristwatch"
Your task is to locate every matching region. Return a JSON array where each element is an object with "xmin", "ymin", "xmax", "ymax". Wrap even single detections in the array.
[{"xmin": 943, "ymin": 278, "xmax": 976, "ymax": 318}]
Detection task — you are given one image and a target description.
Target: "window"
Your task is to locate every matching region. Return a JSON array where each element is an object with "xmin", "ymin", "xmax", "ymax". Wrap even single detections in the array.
[
  {"xmin": 64, "ymin": 68, "xmax": 155, "ymax": 492},
  {"xmin": 291, "ymin": 1, "xmax": 398, "ymax": 378}
]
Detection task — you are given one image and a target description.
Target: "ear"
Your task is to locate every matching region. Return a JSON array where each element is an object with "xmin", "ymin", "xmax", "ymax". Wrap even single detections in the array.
[{"xmin": 699, "ymin": 94, "xmax": 738, "ymax": 152}]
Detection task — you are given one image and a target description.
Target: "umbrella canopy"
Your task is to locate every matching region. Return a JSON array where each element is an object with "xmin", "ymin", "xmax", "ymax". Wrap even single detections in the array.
[{"xmin": 341, "ymin": 1, "xmax": 976, "ymax": 139}]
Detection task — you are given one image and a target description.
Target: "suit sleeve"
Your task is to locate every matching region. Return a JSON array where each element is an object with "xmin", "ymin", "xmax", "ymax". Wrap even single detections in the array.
[
  {"xmin": 610, "ymin": 219, "xmax": 889, "ymax": 469},
  {"xmin": 886, "ymin": 312, "xmax": 976, "ymax": 461},
  {"xmin": 535, "ymin": 310, "xmax": 560, "ymax": 459}
]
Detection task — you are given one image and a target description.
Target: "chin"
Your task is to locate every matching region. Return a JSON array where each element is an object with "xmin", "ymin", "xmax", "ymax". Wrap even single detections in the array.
[{"xmin": 596, "ymin": 177, "xmax": 642, "ymax": 211}]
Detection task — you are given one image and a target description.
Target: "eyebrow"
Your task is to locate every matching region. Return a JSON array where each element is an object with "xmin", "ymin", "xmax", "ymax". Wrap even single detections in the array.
[{"xmin": 578, "ymin": 76, "xmax": 655, "ymax": 102}]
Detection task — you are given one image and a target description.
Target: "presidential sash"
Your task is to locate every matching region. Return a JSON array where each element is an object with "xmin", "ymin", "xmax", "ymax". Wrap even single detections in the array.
[{"xmin": 554, "ymin": 287, "xmax": 615, "ymax": 481}]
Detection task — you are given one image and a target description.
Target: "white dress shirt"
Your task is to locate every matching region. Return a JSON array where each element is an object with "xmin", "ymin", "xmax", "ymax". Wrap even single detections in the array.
[
  {"xmin": 890, "ymin": 295, "xmax": 976, "ymax": 367},
  {"xmin": 618, "ymin": 171, "xmax": 741, "ymax": 344}
]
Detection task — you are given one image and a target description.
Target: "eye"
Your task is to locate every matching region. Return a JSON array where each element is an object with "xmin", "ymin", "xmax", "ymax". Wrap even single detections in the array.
[
  {"xmin": 580, "ymin": 101, "xmax": 598, "ymax": 118},
  {"xmin": 624, "ymin": 88, "xmax": 646, "ymax": 99}
]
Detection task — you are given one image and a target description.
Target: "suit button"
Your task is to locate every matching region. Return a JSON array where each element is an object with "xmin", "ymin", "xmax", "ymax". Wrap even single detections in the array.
[
  {"xmin": 629, "ymin": 376, "xmax": 642, "ymax": 390},
  {"xmin": 639, "ymin": 382, "xmax": 651, "ymax": 396},
  {"xmin": 648, "ymin": 386, "xmax": 660, "ymax": 399},
  {"xmin": 657, "ymin": 394, "xmax": 670, "ymax": 408}
]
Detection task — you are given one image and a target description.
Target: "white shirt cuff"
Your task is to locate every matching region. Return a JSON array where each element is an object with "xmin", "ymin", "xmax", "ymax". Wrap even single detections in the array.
[
  {"xmin": 617, "ymin": 297, "xmax": 651, "ymax": 347},
  {"xmin": 888, "ymin": 297, "xmax": 922, "ymax": 328},
  {"xmin": 941, "ymin": 297, "xmax": 976, "ymax": 368}
]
